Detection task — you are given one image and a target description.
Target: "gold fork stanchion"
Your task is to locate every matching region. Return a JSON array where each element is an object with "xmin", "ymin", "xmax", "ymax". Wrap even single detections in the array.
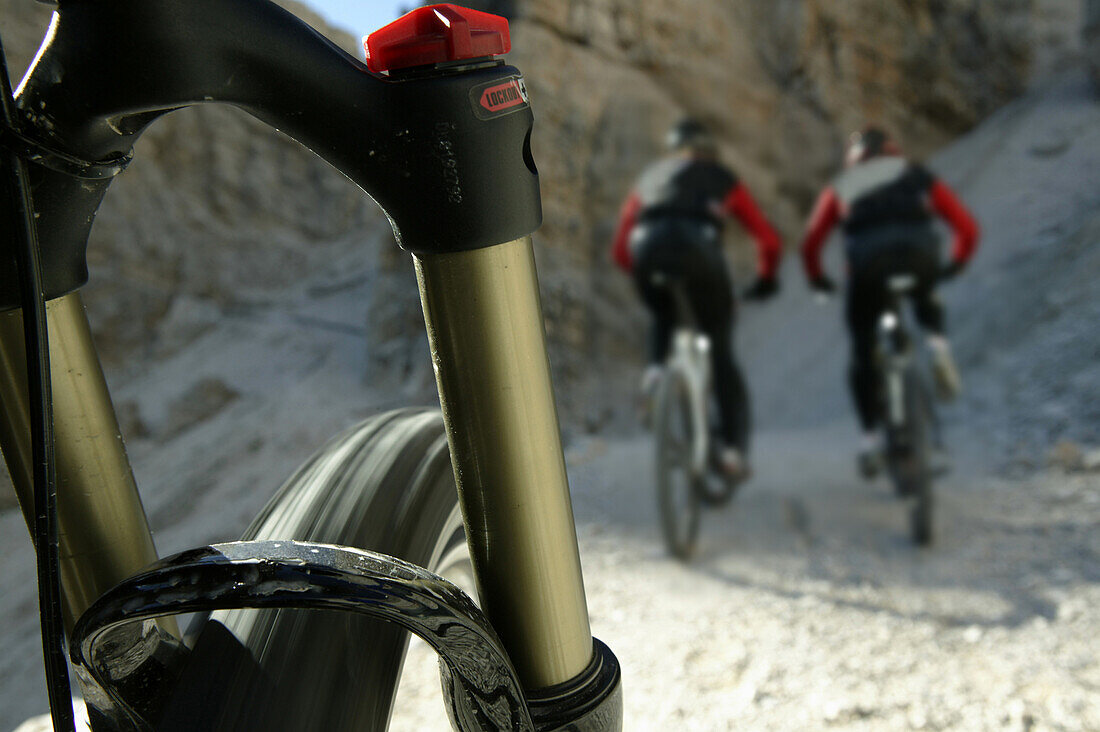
[
  {"xmin": 415, "ymin": 235, "xmax": 593, "ymax": 690},
  {"xmin": 0, "ymin": 292, "xmax": 161, "ymax": 632}
]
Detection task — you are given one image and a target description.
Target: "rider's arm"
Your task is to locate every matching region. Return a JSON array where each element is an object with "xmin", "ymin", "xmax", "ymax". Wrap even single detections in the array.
[
  {"xmin": 722, "ymin": 183, "xmax": 782, "ymax": 279},
  {"xmin": 928, "ymin": 180, "xmax": 980, "ymax": 267},
  {"xmin": 610, "ymin": 192, "xmax": 642, "ymax": 272},
  {"xmin": 800, "ymin": 186, "xmax": 841, "ymax": 280}
]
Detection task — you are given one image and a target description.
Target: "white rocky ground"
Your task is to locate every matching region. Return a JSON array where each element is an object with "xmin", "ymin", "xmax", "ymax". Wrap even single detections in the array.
[
  {"xmin": 4, "ymin": 49, "xmax": 1100, "ymax": 732},
  {"xmin": 389, "ymin": 433, "xmax": 1100, "ymax": 731},
  {"xmin": 10, "ymin": 443, "xmax": 1100, "ymax": 731}
]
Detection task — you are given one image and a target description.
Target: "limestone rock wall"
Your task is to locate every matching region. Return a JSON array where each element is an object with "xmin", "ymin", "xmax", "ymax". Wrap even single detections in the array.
[
  {"xmin": 0, "ymin": 0, "xmax": 1087, "ymax": 428},
  {"xmin": 496, "ymin": 0, "xmax": 1077, "ymax": 424}
]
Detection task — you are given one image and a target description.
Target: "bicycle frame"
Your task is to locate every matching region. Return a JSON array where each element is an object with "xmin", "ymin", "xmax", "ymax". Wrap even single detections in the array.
[
  {"xmin": 873, "ymin": 274, "xmax": 939, "ymax": 544},
  {"xmin": 0, "ymin": 1, "xmax": 618, "ymax": 728},
  {"xmin": 665, "ymin": 328, "xmax": 712, "ymax": 478},
  {"xmin": 876, "ymin": 275, "xmax": 919, "ymax": 434},
  {"xmin": 660, "ymin": 278, "xmax": 711, "ymax": 477},
  {"xmin": 0, "ymin": 294, "xmax": 160, "ymax": 630}
]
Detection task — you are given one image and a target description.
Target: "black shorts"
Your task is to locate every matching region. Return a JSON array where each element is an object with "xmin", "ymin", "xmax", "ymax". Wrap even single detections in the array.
[
  {"xmin": 629, "ymin": 216, "xmax": 729, "ymax": 294},
  {"xmin": 844, "ymin": 222, "xmax": 940, "ymax": 286}
]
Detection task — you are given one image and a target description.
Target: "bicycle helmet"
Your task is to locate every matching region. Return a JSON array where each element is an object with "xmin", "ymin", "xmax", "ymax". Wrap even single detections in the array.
[
  {"xmin": 666, "ymin": 118, "xmax": 717, "ymax": 156},
  {"xmin": 845, "ymin": 126, "xmax": 898, "ymax": 166}
]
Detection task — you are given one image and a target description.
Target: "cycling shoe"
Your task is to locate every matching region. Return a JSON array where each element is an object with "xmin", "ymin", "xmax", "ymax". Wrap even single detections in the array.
[
  {"xmin": 928, "ymin": 336, "xmax": 962, "ymax": 401},
  {"xmin": 717, "ymin": 446, "xmax": 751, "ymax": 483}
]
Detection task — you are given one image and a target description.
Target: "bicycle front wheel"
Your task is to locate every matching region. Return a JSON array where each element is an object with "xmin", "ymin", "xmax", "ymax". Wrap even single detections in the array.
[
  {"xmin": 172, "ymin": 408, "xmax": 466, "ymax": 731},
  {"xmin": 654, "ymin": 368, "xmax": 702, "ymax": 560}
]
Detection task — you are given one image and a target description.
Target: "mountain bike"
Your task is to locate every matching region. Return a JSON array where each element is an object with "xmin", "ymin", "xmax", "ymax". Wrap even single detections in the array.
[
  {"xmin": 873, "ymin": 273, "xmax": 942, "ymax": 546},
  {"xmin": 649, "ymin": 275, "xmax": 742, "ymax": 560},
  {"xmin": 0, "ymin": 2, "xmax": 621, "ymax": 730}
]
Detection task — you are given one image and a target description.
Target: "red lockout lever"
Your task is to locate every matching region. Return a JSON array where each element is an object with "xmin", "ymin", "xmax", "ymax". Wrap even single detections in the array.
[{"xmin": 364, "ymin": 4, "xmax": 511, "ymax": 74}]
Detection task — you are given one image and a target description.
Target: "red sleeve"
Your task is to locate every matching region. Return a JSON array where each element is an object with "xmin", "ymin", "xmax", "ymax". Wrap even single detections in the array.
[
  {"xmin": 610, "ymin": 192, "xmax": 641, "ymax": 272},
  {"xmin": 928, "ymin": 180, "xmax": 980, "ymax": 266},
  {"xmin": 722, "ymin": 182, "xmax": 782, "ymax": 279},
  {"xmin": 799, "ymin": 187, "xmax": 840, "ymax": 281}
]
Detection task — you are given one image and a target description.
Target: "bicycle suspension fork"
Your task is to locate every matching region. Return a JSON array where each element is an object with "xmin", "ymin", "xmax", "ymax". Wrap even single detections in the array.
[
  {"xmin": 0, "ymin": 293, "xmax": 162, "ymax": 632},
  {"xmin": 358, "ymin": 6, "xmax": 618, "ymax": 710},
  {"xmin": 4, "ymin": 0, "xmax": 620, "ymax": 723},
  {"xmin": 415, "ymin": 237, "xmax": 593, "ymax": 689}
]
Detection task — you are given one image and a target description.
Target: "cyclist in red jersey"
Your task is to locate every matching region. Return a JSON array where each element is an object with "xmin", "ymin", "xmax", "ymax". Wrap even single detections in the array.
[
  {"xmin": 799, "ymin": 127, "xmax": 980, "ymax": 476},
  {"xmin": 611, "ymin": 119, "xmax": 783, "ymax": 479}
]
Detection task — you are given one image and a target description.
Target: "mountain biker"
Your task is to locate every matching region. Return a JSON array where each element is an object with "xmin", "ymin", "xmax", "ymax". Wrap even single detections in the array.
[
  {"xmin": 611, "ymin": 118, "xmax": 783, "ymax": 480},
  {"xmin": 799, "ymin": 126, "xmax": 980, "ymax": 476}
]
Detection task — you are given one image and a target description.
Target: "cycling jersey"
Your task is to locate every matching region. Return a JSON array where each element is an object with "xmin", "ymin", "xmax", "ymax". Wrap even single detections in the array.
[
  {"xmin": 611, "ymin": 156, "xmax": 781, "ymax": 278},
  {"xmin": 800, "ymin": 156, "xmax": 980, "ymax": 280}
]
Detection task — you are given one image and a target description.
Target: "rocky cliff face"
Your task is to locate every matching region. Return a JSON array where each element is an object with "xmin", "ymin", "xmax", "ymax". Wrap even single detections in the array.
[
  {"xmin": 505, "ymin": 0, "xmax": 1076, "ymax": 233},
  {"xmin": 0, "ymin": 0, "xmax": 1086, "ymax": 430},
  {"xmin": 494, "ymin": 0, "xmax": 1082, "ymax": 425}
]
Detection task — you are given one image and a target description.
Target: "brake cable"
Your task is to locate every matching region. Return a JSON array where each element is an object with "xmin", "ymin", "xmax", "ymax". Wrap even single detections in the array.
[{"xmin": 0, "ymin": 35, "xmax": 77, "ymax": 732}]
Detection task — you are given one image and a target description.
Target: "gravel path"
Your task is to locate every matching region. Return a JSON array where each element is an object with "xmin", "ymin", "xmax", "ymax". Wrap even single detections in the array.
[
  {"xmin": 385, "ymin": 431, "xmax": 1100, "ymax": 731},
  {"xmin": 9, "ymin": 429, "xmax": 1099, "ymax": 731}
]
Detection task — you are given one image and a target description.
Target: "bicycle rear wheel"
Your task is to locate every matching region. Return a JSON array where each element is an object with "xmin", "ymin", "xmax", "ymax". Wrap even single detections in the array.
[
  {"xmin": 906, "ymin": 376, "xmax": 936, "ymax": 546},
  {"xmin": 654, "ymin": 368, "xmax": 702, "ymax": 560},
  {"xmin": 887, "ymin": 374, "xmax": 935, "ymax": 546},
  {"xmin": 169, "ymin": 408, "xmax": 466, "ymax": 731}
]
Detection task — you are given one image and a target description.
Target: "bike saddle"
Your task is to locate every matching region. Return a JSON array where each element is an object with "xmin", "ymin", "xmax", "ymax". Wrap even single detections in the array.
[{"xmin": 886, "ymin": 273, "xmax": 917, "ymax": 293}]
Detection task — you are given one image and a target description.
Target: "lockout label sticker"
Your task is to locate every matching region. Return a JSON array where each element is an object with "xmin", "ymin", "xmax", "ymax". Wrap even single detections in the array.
[{"xmin": 470, "ymin": 76, "xmax": 529, "ymax": 120}]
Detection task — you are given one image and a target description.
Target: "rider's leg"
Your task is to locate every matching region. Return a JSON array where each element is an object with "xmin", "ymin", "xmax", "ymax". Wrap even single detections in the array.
[
  {"xmin": 846, "ymin": 277, "xmax": 886, "ymax": 478},
  {"xmin": 914, "ymin": 289, "xmax": 961, "ymax": 399},
  {"xmin": 912, "ymin": 289, "xmax": 944, "ymax": 334},
  {"xmin": 846, "ymin": 280, "xmax": 884, "ymax": 433},
  {"xmin": 632, "ymin": 229, "xmax": 679, "ymax": 395},
  {"xmin": 634, "ymin": 270, "xmax": 675, "ymax": 363},
  {"xmin": 709, "ymin": 333, "xmax": 750, "ymax": 452},
  {"xmin": 897, "ymin": 231, "xmax": 959, "ymax": 396},
  {"xmin": 910, "ymin": 283, "xmax": 954, "ymax": 470},
  {"xmin": 689, "ymin": 263, "xmax": 751, "ymax": 478},
  {"xmin": 709, "ymin": 340, "xmax": 751, "ymax": 479},
  {"xmin": 632, "ymin": 274, "xmax": 674, "ymax": 407}
]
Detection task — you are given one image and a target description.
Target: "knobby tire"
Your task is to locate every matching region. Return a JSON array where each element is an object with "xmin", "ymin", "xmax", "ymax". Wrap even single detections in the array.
[{"xmin": 166, "ymin": 408, "xmax": 466, "ymax": 731}]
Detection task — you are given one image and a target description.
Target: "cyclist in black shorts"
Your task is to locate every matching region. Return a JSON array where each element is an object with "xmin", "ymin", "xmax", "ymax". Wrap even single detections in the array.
[
  {"xmin": 799, "ymin": 127, "xmax": 980, "ymax": 476},
  {"xmin": 611, "ymin": 119, "xmax": 783, "ymax": 479}
]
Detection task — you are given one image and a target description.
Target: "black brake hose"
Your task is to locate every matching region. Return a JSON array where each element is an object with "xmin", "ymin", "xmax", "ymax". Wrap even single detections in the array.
[{"xmin": 0, "ymin": 36, "xmax": 77, "ymax": 732}]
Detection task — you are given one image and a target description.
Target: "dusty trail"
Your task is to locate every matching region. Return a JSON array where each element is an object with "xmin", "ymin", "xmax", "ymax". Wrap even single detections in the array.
[
  {"xmin": 566, "ymin": 434, "xmax": 1099, "ymax": 731},
  {"xmin": 388, "ymin": 430, "xmax": 1099, "ymax": 731},
  {"xmin": 4, "ymin": 69, "xmax": 1100, "ymax": 732}
]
